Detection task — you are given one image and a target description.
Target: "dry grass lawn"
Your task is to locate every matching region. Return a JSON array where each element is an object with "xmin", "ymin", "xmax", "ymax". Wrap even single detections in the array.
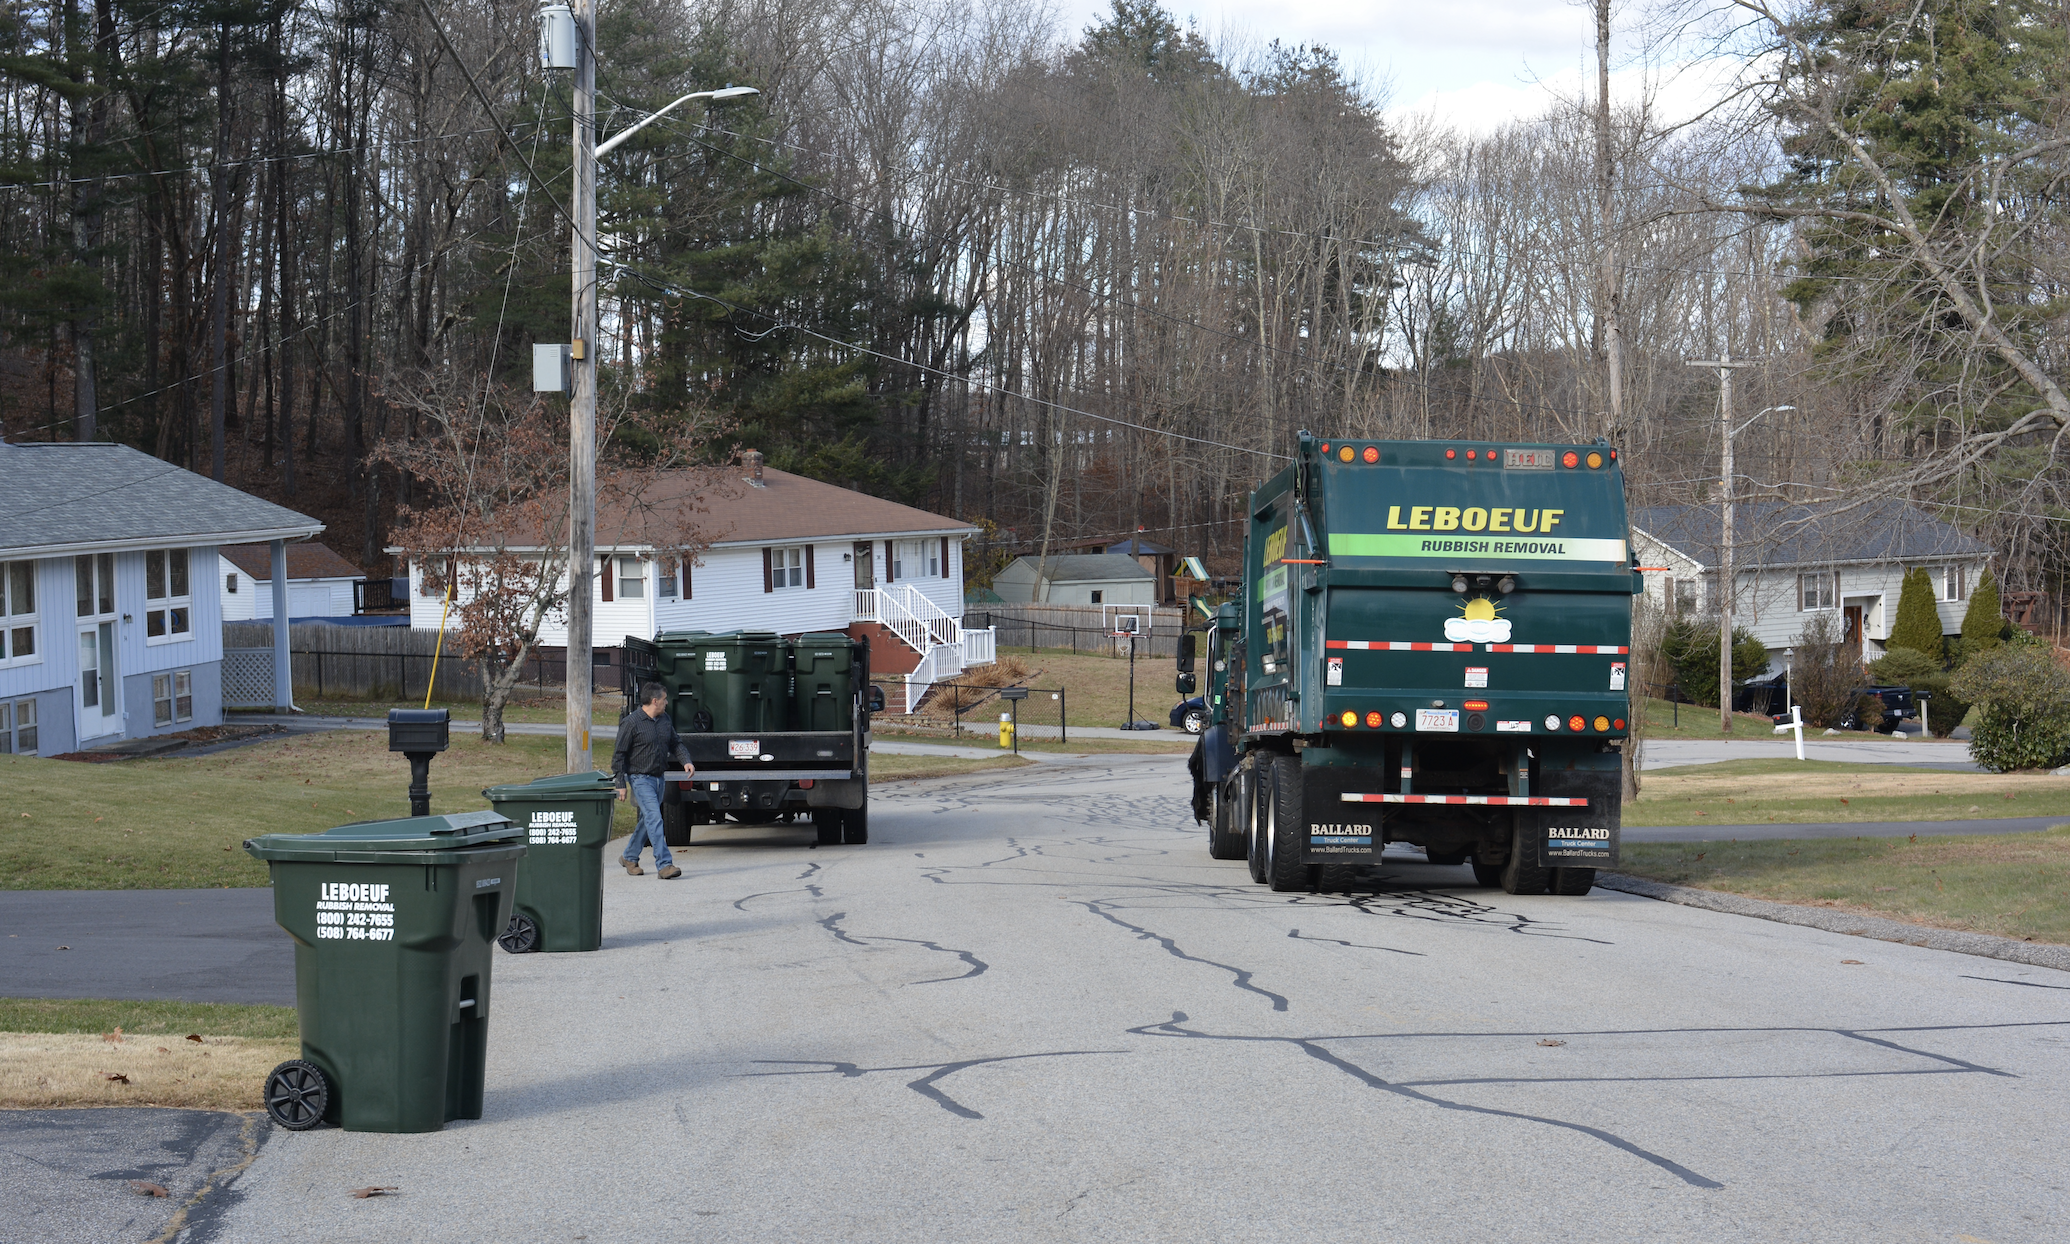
[
  {"xmin": 0, "ymin": 1031, "xmax": 295, "ymax": 1110},
  {"xmin": 1618, "ymin": 827, "xmax": 2070, "ymax": 944},
  {"xmin": 869, "ymin": 754, "xmax": 1034, "ymax": 782},
  {"xmin": 1628, "ymin": 758, "xmax": 2070, "ymax": 826}
]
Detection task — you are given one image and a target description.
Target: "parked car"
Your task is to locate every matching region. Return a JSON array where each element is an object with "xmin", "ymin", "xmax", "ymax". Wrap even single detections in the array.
[
  {"xmin": 1733, "ymin": 674, "xmax": 1789, "ymax": 718},
  {"xmin": 1734, "ymin": 677, "xmax": 1913, "ymax": 733},
  {"xmin": 1842, "ymin": 686, "xmax": 1914, "ymax": 733},
  {"xmin": 1170, "ymin": 697, "xmax": 1207, "ymax": 734}
]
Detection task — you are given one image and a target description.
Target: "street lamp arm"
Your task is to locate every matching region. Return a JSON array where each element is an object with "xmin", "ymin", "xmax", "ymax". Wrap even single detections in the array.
[
  {"xmin": 595, "ymin": 86, "xmax": 759, "ymax": 157},
  {"xmin": 1729, "ymin": 404, "xmax": 1796, "ymax": 440}
]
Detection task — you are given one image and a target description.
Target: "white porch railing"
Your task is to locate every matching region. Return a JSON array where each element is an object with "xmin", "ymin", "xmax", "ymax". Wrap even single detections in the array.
[
  {"xmin": 961, "ymin": 627, "xmax": 995, "ymax": 668},
  {"xmin": 852, "ymin": 586, "xmax": 994, "ymax": 712}
]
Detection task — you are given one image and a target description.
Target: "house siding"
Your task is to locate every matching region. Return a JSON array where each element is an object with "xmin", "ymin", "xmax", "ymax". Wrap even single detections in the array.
[{"xmin": 220, "ymin": 572, "xmax": 356, "ymax": 621}]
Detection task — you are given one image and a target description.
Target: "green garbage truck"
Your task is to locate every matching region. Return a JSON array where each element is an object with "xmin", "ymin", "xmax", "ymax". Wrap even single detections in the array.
[
  {"xmin": 1182, "ymin": 434, "xmax": 1639, "ymax": 896},
  {"xmin": 622, "ymin": 630, "xmax": 878, "ymax": 847}
]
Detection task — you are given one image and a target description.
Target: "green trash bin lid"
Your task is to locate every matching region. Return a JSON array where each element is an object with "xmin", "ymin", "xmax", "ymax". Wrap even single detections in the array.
[
  {"xmin": 244, "ymin": 810, "xmax": 521, "ymax": 861},
  {"xmin": 482, "ymin": 770, "xmax": 619, "ymax": 801}
]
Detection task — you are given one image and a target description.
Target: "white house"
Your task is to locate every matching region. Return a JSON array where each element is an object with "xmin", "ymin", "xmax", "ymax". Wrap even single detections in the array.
[
  {"xmin": 992, "ymin": 553, "xmax": 1158, "ymax": 605},
  {"xmin": 0, "ymin": 441, "xmax": 322, "ymax": 754},
  {"xmin": 218, "ymin": 542, "xmax": 366, "ymax": 621},
  {"xmin": 399, "ymin": 452, "xmax": 993, "ymax": 707},
  {"xmin": 1631, "ymin": 500, "xmax": 1993, "ymax": 669}
]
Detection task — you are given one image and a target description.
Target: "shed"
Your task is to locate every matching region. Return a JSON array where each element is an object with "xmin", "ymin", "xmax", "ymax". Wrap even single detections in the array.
[
  {"xmin": 219, "ymin": 542, "xmax": 366, "ymax": 621},
  {"xmin": 992, "ymin": 554, "xmax": 1157, "ymax": 606}
]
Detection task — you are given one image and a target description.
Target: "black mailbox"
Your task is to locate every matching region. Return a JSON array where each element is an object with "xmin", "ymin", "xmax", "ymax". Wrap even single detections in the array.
[
  {"xmin": 387, "ymin": 708, "xmax": 451, "ymax": 754},
  {"xmin": 998, "ymin": 686, "xmax": 1030, "ymax": 701}
]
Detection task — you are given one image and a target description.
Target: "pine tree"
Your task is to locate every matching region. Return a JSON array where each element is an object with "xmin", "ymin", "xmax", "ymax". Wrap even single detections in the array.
[
  {"xmin": 1886, "ymin": 567, "xmax": 1946, "ymax": 660},
  {"xmin": 1961, "ymin": 568, "xmax": 2005, "ymax": 654}
]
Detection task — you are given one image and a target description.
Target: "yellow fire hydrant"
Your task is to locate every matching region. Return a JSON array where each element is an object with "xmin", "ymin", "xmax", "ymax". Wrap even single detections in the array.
[{"xmin": 998, "ymin": 711, "xmax": 1014, "ymax": 749}]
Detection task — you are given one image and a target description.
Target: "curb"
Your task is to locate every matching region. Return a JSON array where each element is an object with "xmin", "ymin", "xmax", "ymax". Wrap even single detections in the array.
[{"xmin": 1595, "ymin": 872, "xmax": 2070, "ymax": 974}]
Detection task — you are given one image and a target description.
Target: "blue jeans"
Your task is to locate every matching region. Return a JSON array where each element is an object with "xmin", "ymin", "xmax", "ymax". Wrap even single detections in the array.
[{"xmin": 621, "ymin": 774, "xmax": 674, "ymax": 870}]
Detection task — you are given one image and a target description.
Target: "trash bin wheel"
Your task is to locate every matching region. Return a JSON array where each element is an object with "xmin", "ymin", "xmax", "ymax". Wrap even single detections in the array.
[
  {"xmin": 842, "ymin": 803, "xmax": 869, "ymax": 845},
  {"xmin": 813, "ymin": 810, "xmax": 842, "ymax": 846},
  {"xmin": 263, "ymin": 1059, "xmax": 331, "ymax": 1131},
  {"xmin": 498, "ymin": 912, "xmax": 540, "ymax": 954}
]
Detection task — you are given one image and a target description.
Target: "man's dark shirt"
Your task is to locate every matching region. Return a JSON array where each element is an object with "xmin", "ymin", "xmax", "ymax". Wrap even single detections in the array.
[{"xmin": 612, "ymin": 709, "xmax": 692, "ymax": 785}]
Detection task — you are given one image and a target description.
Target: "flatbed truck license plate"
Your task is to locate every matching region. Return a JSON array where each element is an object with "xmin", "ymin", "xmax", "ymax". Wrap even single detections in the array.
[{"xmin": 1416, "ymin": 708, "xmax": 1460, "ymax": 732}]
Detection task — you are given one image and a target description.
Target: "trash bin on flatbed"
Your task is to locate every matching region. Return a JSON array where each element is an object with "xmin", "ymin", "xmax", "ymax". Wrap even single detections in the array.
[
  {"xmin": 244, "ymin": 810, "xmax": 526, "ymax": 1133},
  {"xmin": 483, "ymin": 770, "xmax": 619, "ymax": 954}
]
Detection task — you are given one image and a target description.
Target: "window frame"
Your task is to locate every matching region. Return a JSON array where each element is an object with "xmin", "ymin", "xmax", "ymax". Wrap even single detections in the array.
[
  {"xmin": 145, "ymin": 548, "xmax": 194, "ymax": 644},
  {"xmin": 153, "ymin": 671, "xmax": 195, "ymax": 726},
  {"xmin": 1, "ymin": 560, "xmax": 39, "ymax": 669},
  {"xmin": 770, "ymin": 546, "xmax": 806, "ymax": 591},
  {"xmin": 1798, "ymin": 571, "xmax": 1836, "ymax": 612},
  {"xmin": 617, "ymin": 556, "xmax": 646, "ymax": 600},
  {"xmin": 1941, "ymin": 565, "xmax": 1967, "ymax": 602},
  {"xmin": 0, "ymin": 698, "xmax": 36, "ymax": 754}
]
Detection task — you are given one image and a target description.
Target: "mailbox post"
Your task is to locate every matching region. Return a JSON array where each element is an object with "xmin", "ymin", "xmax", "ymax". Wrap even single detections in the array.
[{"xmin": 387, "ymin": 709, "xmax": 452, "ymax": 816}]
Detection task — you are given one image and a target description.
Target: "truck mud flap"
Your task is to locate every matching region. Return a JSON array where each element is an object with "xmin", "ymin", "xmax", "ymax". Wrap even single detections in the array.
[
  {"xmin": 1298, "ymin": 765, "xmax": 1384, "ymax": 864},
  {"xmin": 1531, "ymin": 768, "xmax": 1621, "ymax": 866}
]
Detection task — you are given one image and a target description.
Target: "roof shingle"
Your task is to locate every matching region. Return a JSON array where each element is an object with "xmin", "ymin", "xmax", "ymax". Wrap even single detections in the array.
[
  {"xmin": 0, "ymin": 442, "xmax": 322, "ymax": 557},
  {"xmin": 1632, "ymin": 500, "xmax": 1992, "ymax": 570}
]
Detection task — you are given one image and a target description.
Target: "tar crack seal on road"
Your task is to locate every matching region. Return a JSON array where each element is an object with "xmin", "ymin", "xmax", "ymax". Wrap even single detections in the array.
[
  {"xmin": 815, "ymin": 911, "xmax": 989, "ymax": 983},
  {"xmin": 742, "ymin": 1051, "xmax": 1126, "ymax": 1119}
]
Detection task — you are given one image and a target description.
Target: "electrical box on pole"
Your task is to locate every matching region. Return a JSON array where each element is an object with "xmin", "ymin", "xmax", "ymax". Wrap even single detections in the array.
[
  {"xmin": 533, "ymin": 344, "xmax": 570, "ymax": 392},
  {"xmin": 538, "ymin": 4, "xmax": 578, "ymax": 69}
]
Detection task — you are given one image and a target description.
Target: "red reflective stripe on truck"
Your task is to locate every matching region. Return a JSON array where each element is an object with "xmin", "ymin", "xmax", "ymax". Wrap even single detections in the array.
[
  {"xmin": 1482, "ymin": 644, "xmax": 1629, "ymax": 654},
  {"xmin": 1323, "ymin": 640, "xmax": 1475, "ymax": 652},
  {"xmin": 1339, "ymin": 794, "xmax": 1589, "ymax": 806}
]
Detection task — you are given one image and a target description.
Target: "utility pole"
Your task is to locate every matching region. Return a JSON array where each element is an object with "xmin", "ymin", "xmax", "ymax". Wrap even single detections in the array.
[
  {"xmin": 566, "ymin": 0, "xmax": 597, "ymax": 772},
  {"xmin": 1685, "ymin": 349, "xmax": 1756, "ymax": 734}
]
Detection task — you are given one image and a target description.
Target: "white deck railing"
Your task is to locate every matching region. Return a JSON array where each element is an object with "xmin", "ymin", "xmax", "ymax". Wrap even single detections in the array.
[{"xmin": 852, "ymin": 587, "xmax": 994, "ymax": 710}]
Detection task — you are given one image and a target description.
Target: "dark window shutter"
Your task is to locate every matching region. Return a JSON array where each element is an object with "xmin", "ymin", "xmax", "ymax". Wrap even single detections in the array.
[
  {"xmin": 940, "ymin": 537, "xmax": 950, "ymax": 578},
  {"xmin": 762, "ymin": 548, "xmax": 773, "ymax": 593},
  {"xmin": 682, "ymin": 559, "xmax": 692, "ymax": 600},
  {"xmin": 805, "ymin": 545, "xmax": 816, "ymax": 589},
  {"xmin": 600, "ymin": 557, "xmax": 613, "ymax": 602},
  {"xmin": 883, "ymin": 541, "xmax": 894, "ymax": 583}
]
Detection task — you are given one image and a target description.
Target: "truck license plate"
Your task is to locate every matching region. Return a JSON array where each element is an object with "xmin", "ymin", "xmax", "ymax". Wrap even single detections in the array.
[
  {"xmin": 728, "ymin": 739, "xmax": 760, "ymax": 758},
  {"xmin": 1415, "ymin": 709, "xmax": 1460, "ymax": 732}
]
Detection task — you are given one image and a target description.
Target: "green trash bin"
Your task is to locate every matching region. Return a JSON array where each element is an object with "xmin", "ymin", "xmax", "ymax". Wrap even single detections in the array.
[
  {"xmin": 655, "ymin": 630, "xmax": 789, "ymax": 732},
  {"xmin": 791, "ymin": 632, "xmax": 855, "ymax": 732},
  {"xmin": 482, "ymin": 770, "xmax": 619, "ymax": 954},
  {"xmin": 244, "ymin": 811, "xmax": 526, "ymax": 1134}
]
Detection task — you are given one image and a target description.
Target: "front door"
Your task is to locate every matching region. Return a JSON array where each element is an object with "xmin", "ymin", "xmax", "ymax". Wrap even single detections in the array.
[
  {"xmin": 77, "ymin": 622, "xmax": 117, "ymax": 740},
  {"xmin": 1844, "ymin": 604, "xmax": 1865, "ymax": 646},
  {"xmin": 854, "ymin": 541, "xmax": 875, "ymax": 590}
]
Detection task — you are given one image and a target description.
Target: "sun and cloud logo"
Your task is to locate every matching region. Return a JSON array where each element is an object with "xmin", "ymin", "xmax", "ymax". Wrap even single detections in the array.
[{"xmin": 1443, "ymin": 596, "xmax": 1512, "ymax": 644}]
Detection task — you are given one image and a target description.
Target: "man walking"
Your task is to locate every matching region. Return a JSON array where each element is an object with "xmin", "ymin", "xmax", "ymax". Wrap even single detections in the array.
[{"xmin": 613, "ymin": 681, "xmax": 695, "ymax": 880}]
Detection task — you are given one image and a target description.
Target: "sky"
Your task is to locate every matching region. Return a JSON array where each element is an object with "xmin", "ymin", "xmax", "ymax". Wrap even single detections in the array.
[{"xmin": 1049, "ymin": 0, "xmax": 1732, "ymax": 133}]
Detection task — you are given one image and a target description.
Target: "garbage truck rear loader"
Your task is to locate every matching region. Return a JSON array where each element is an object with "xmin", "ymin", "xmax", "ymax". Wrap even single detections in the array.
[{"xmin": 1183, "ymin": 434, "xmax": 1641, "ymax": 895}]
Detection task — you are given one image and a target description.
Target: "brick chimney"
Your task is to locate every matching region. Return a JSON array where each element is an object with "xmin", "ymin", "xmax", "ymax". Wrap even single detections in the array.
[{"xmin": 744, "ymin": 449, "xmax": 765, "ymax": 488}]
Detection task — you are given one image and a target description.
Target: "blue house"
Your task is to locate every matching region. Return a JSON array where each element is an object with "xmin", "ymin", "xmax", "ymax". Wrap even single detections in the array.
[{"xmin": 0, "ymin": 441, "xmax": 322, "ymax": 755}]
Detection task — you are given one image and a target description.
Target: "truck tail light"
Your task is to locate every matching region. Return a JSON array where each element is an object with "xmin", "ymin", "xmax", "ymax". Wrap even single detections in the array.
[
  {"xmin": 1338, "ymin": 445, "xmax": 1353, "ymax": 462},
  {"xmin": 1567, "ymin": 715, "xmax": 1586, "ymax": 732},
  {"xmin": 1365, "ymin": 711, "xmax": 1383, "ymax": 728},
  {"xmin": 1562, "ymin": 451, "xmax": 1580, "ymax": 468},
  {"xmin": 1613, "ymin": 718, "xmax": 1626, "ymax": 730},
  {"xmin": 1362, "ymin": 446, "xmax": 1379, "ymax": 463},
  {"xmin": 798, "ymin": 779, "xmax": 815, "ymax": 789},
  {"xmin": 1593, "ymin": 716, "xmax": 1611, "ymax": 732},
  {"xmin": 1445, "ymin": 448, "xmax": 1456, "ymax": 459},
  {"xmin": 1463, "ymin": 700, "xmax": 1488, "ymax": 711},
  {"xmin": 1586, "ymin": 451, "xmax": 1604, "ymax": 469},
  {"xmin": 1341, "ymin": 711, "xmax": 1358, "ymax": 728}
]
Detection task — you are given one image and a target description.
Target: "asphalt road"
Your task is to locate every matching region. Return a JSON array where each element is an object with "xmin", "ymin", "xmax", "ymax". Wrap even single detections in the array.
[
  {"xmin": 0, "ymin": 888, "xmax": 293, "ymax": 1005},
  {"xmin": 1, "ymin": 1108, "xmax": 261, "ymax": 1244},
  {"xmin": 169, "ymin": 753, "xmax": 2065, "ymax": 1243}
]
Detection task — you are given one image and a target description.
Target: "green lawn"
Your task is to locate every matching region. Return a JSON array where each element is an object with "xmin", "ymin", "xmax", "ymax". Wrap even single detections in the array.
[
  {"xmin": 1635, "ymin": 695, "xmax": 1888, "ymax": 740},
  {"xmin": 1617, "ymin": 828, "xmax": 2070, "ymax": 944},
  {"xmin": 0, "ymin": 997, "xmax": 297, "ymax": 1039},
  {"xmin": 1628, "ymin": 758, "xmax": 2070, "ymax": 827}
]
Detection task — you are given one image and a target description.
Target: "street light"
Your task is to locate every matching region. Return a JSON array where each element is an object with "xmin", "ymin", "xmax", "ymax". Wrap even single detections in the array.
[
  {"xmin": 540, "ymin": 0, "xmax": 758, "ymax": 771},
  {"xmin": 1717, "ymin": 401, "xmax": 1794, "ymax": 733}
]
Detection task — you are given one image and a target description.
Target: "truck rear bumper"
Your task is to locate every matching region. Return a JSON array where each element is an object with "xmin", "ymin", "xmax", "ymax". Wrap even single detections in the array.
[{"xmin": 1289, "ymin": 764, "xmax": 1620, "ymax": 865}]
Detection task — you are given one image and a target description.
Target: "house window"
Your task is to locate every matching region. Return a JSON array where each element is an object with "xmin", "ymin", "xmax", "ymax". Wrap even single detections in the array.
[
  {"xmin": 1940, "ymin": 565, "xmax": 1967, "ymax": 602},
  {"xmin": 226, "ymin": 573, "xmax": 239, "ymax": 594},
  {"xmin": 145, "ymin": 549, "xmax": 192, "ymax": 641},
  {"xmin": 1090, "ymin": 590, "xmax": 1104, "ymax": 604},
  {"xmin": 771, "ymin": 547, "xmax": 805, "ymax": 589},
  {"xmin": 1798, "ymin": 572, "xmax": 1835, "ymax": 611},
  {"xmin": 618, "ymin": 557, "xmax": 646, "ymax": 600},
  {"xmin": 1, "ymin": 560, "xmax": 37, "ymax": 666},
  {"xmin": 152, "ymin": 671, "xmax": 193, "ymax": 726},
  {"xmin": 658, "ymin": 558, "xmax": 679, "ymax": 599},
  {"xmin": 76, "ymin": 552, "xmax": 114, "ymax": 617},
  {"xmin": 1672, "ymin": 579, "xmax": 1698, "ymax": 616},
  {"xmin": 0, "ymin": 699, "xmax": 35, "ymax": 753},
  {"xmin": 893, "ymin": 540, "xmax": 938, "ymax": 580}
]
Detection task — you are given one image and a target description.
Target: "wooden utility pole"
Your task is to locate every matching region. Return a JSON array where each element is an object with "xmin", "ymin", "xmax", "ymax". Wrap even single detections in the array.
[
  {"xmin": 1594, "ymin": 0, "xmax": 1624, "ymax": 436},
  {"xmin": 567, "ymin": 0, "xmax": 597, "ymax": 771},
  {"xmin": 1685, "ymin": 350, "xmax": 1757, "ymax": 734}
]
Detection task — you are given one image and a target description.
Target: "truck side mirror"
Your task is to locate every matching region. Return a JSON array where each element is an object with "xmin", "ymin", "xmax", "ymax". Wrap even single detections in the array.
[
  {"xmin": 865, "ymin": 685, "xmax": 886, "ymax": 714},
  {"xmin": 1176, "ymin": 631, "xmax": 1197, "ymax": 674},
  {"xmin": 1176, "ymin": 672, "xmax": 1197, "ymax": 695}
]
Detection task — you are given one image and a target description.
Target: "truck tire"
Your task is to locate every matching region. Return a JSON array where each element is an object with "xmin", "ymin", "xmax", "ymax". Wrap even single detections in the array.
[
  {"xmin": 842, "ymin": 803, "xmax": 869, "ymax": 845},
  {"xmin": 1208, "ymin": 787, "xmax": 1246, "ymax": 860},
  {"xmin": 1244, "ymin": 768, "xmax": 1269, "ymax": 884},
  {"xmin": 1425, "ymin": 849, "xmax": 1468, "ymax": 867},
  {"xmin": 1499, "ymin": 817, "xmax": 1551, "ymax": 895},
  {"xmin": 1469, "ymin": 857, "xmax": 1503, "ymax": 888},
  {"xmin": 1266, "ymin": 754, "xmax": 1312, "ymax": 893},
  {"xmin": 1551, "ymin": 867, "xmax": 1596, "ymax": 896},
  {"xmin": 662, "ymin": 803, "xmax": 692, "ymax": 848},
  {"xmin": 813, "ymin": 809, "xmax": 843, "ymax": 846}
]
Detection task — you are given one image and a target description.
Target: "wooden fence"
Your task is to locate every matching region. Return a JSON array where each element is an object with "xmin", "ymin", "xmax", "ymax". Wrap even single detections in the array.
[{"xmin": 963, "ymin": 603, "xmax": 1188, "ymax": 658}]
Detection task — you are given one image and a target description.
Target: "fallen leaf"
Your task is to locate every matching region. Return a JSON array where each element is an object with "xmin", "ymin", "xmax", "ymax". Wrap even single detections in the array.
[
  {"xmin": 1537, "ymin": 1038, "xmax": 1566, "ymax": 1047},
  {"xmin": 1908, "ymin": 834, "xmax": 1917, "ymax": 844},
  {"xmin": 128, "ymin": 1180, "xmax": 169, "ymax": 1197},
  {"xmin": 1694, "ymin": 852, "xmax": 1706, "ymax": 861},
  {"xmin": 1839, "ymin": 798, "xmax": 1849, "ymax": 805},
  {"xmin": 103, "ymin": 1027, "xmax": 124, "ymax": 1043},
  {"xmin": 1841, "ymin": 960, "xmax": 1863, "ymax": 965},
  {"xmin": 350, "ymin": 1186, "xmax": 400, "ymax": 1199},
  {"xmin": 103, "ymin": 1072, "xmax": 130, "ymax": 1084},
  {"xmin": 185, "ymin": 1034, "xmax": 203, "ymax": 1043},
  {"xmin": 156, "ymin": 1046, "xmax": 170, "ymax": 1054},
  {"xmin": 57, "ymin": 945, "xmax": 69, "ymax": 951}
]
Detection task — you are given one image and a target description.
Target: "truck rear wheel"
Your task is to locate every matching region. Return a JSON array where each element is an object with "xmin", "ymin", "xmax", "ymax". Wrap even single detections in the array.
[
  {"xmin": 1551, "ymin": 867, "xmax": 1596, "ymax": 896},
  {"xmin": 1266, "ymin": 754, "xmax": 1312, "ymax": 893},
  {"xmin": 813, "ymin": 809, "xmax": 843, "ymax": 846},
  {"xmin": 1469, "ymin": 857, "xmax": 1503, "ymax": 888},
  {"xmin": 1499, "ymin": 817, "xmax": 1550, "ymax": 895},
  {"xmin": 1243, "ymin": 768, "xmax": 1268, "ymax": 884},
  {"xmin": 842, "ymin": 803, "xmax": 869, "ymax": 845},
  {"xmin": 1208, "ymin": 787, "xmax": 1245, "ymax": 860},
  {"xmin": 662, "ymin": 803, "xmax": 692, "ymax": 848}
]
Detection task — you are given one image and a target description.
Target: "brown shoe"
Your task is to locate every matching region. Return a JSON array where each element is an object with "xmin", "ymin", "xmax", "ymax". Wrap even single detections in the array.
[
  {"xmin": 622, "ymin": 858, "xmax": 643, "ymax": 876},
  {"xmin": 657, "ymin": 864, "xmax": 683, "ymax": 880}
]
